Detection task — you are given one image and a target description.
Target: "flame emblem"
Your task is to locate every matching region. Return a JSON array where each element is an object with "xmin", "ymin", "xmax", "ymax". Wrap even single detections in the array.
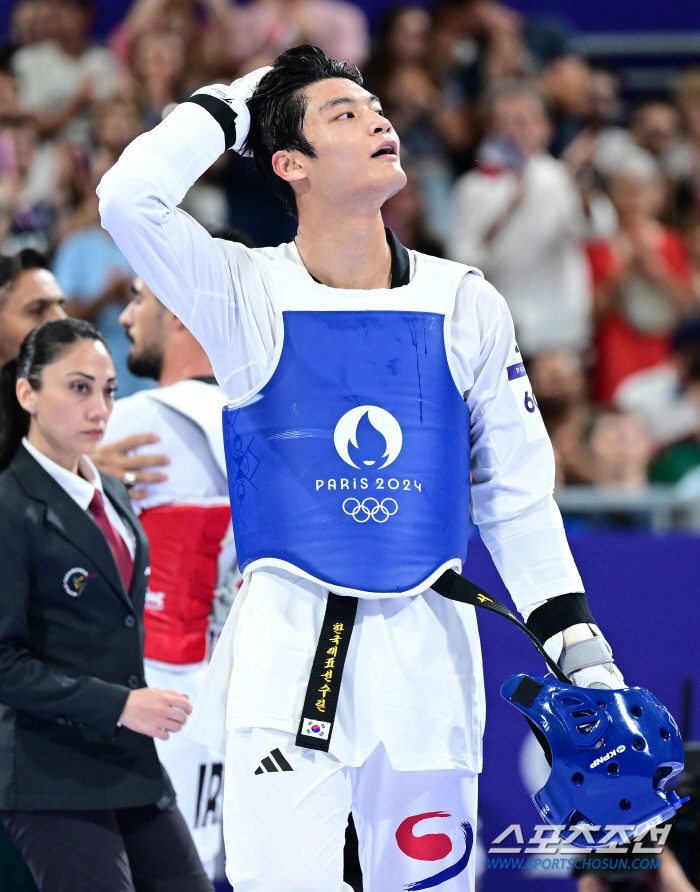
[{"xmin": 333, "ymin": 406, "xmax": 403, "ymax": 470}]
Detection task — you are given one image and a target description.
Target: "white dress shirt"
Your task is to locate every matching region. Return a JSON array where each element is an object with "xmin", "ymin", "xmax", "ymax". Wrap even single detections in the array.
[
  {"xmin": 22, "ymin": 438, "xmax": 135, "ymax": 559},
  {"xmin": 447, "ymin": 154, "xmax": 592, "ymax": 357}
]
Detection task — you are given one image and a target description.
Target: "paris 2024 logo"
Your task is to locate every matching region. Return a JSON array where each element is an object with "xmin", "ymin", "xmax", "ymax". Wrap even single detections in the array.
[{"xmin": 321, "ymin": 405, "xmax": 422, "ymax": 522}]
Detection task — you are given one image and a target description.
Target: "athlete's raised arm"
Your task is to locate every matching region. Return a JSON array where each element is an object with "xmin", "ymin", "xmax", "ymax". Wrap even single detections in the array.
[{"xmin": 97, "ymin": 68, "xmax": 272, "ymax": 389}]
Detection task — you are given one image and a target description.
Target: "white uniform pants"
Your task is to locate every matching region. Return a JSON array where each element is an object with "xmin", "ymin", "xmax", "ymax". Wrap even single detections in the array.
[
  {"xmin": 145, "ymin": 661, "xmax": 223, "ymax": 878},
  {"xmin": 224, "ymin": 728, "xmax": 478, "ymax": 892}
]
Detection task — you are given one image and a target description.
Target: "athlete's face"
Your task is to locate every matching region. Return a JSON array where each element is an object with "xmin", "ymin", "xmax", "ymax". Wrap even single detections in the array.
[
  {"xmin": 0, "ymin": 268, "xmax": 66, "ymax": 368},
  {"xmin": 17, "ymin": 338, "xmax": 116, "ymax": 471},
  {"xmin": 272, "ymin": 78, "xmax": 407, "ymax": 213},
  {"xmin": 120, "ymin": 278, "xmax": 165, "ymax": 380}
]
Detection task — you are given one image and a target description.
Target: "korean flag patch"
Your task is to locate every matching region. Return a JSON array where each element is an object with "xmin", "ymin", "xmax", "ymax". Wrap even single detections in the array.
[
  {"xmin": 507, "ymin": 362, "xmax": 547, "ymax": 442},
  {"xmin": 300, "ymin": 718, "xmax": 331, "ymax": 740}
]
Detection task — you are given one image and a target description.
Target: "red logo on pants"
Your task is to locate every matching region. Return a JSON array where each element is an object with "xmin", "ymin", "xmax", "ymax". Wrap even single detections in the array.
[
  {"xmin": 396, "ymin": 812, "xmax": 473, "ymax": 890},
  {"xmin": 396, "ymin": 812, "xmax": 454, "ymax": 861}
]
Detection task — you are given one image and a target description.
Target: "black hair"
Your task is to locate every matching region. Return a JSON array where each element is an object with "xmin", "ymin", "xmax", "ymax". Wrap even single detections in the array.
[
  {"xmin": 244, "ymin": 44, "xmax": 363, "ymax": 215},
  {"xmin": 0, "ymin": 318, "xmax": 109, "ymax": 472},
  {"xmin": 0, "ymin": 248, "xmax": 50, "ymax": 308}
]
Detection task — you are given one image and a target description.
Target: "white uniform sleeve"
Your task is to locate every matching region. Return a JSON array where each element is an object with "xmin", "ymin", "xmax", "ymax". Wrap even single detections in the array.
[
  {"xmin": 451, "ymin": 274, "xmax": 583, "ymax": 615},
  {"xmin": 97, "ymin": 101, "xmax": 276, "ymax": 398}
]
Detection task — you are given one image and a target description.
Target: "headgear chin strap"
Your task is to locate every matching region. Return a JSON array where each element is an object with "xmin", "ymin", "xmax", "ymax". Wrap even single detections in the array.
[{"xmin": 502, "ymin": 674, "xmax": 686, "ymax": 846}]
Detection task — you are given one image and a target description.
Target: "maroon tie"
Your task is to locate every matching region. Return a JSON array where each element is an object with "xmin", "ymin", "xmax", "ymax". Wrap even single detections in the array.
[{"xmin": 89, "ymin": 490, "xmax": 134, "ymax": 595}]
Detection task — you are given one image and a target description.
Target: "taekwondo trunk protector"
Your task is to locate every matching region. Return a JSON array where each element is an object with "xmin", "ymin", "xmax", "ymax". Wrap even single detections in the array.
[{"xmin": 223, "ymin": 310, "xmax": 471, "ymax": 596}]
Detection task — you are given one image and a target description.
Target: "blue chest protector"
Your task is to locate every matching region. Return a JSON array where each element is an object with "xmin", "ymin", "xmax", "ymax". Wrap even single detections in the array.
[{"xmin": 223, "ymin": 310, "xmax": 470, "ymax": 595}]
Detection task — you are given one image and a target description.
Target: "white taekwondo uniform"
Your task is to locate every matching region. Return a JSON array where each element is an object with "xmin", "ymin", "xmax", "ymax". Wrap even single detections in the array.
[
  {"xmin": 98, "ymin": 99, "xmax": 583, "ymax": 892},
  {"xmin": 104, "ymin": 379, "xmax": 240, "ymax": 878}
]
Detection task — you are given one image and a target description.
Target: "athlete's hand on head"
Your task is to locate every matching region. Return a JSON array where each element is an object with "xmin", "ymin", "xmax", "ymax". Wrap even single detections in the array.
[
  {"xmin": 188, "ymin": 66, "xmax": 272, "ymax": 155},
  {"xmin": 119, "ymin": 688, "xmax": 192, "ymax": 740},
  {"xmin": 93, "ymin": 434, "xmax": 170, "ymax": 500}
]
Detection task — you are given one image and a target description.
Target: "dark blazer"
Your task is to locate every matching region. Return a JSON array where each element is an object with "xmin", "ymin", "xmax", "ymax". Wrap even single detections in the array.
[{"xmin": 0, "ymin": 444, "xmax": 174, "ymax": 811}]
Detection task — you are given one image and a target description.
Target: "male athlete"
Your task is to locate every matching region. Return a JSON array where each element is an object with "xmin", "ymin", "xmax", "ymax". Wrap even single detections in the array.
[
  {"xmin": 99, "ymin": 46, "xmax": 624, "ymax": 892},
  {"xmin": 102, "ymin": 277, "xmax": 241, "ymax": 878}
]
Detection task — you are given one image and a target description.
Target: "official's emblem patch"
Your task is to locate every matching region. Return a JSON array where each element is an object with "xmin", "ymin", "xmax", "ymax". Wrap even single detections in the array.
[{"xmin": 62, "ymin": 567, "xmax": 96, "ymax": 597}]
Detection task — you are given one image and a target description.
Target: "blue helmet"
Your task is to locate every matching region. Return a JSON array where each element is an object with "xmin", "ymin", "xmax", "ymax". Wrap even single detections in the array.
[{"xmin": 501, "ymin": 674, "xmax": 685, "ymax": 847}]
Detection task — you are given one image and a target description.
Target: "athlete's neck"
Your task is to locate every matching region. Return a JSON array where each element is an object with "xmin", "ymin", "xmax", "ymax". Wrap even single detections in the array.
[
  {"xmin": 295, "ymin": 210, "xmax": 391, "ymax": 290},
  {"xmin": 159, "ymin": 333, "xmax": 213, "ymax": 387}
]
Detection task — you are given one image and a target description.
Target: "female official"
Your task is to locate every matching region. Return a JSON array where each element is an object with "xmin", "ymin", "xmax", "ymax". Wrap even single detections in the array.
[{"xmin": 0, "ymin": 318, "xmax": 212, "ymax": 892}]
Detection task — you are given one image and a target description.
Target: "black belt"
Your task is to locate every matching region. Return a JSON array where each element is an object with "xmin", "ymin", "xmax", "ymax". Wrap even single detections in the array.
[{"xmin": 295, "ymin": 568, "xmax": 568, "ymax": 752}]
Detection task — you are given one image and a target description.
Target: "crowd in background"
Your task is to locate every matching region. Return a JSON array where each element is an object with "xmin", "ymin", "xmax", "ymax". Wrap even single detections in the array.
[{"xmin": 4, "ymin": 0, "xmax": 700, "ymax": 499}]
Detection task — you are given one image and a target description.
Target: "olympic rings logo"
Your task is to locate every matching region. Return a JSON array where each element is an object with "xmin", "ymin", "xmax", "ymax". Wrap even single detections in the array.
[{"xmin": 342, "ymin": 497, "xmax": 398, "ymax": 523}]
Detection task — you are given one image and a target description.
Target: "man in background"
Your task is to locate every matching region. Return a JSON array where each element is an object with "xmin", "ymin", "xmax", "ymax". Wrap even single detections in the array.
[
  {"xmin": 102, "ymin": 273, "xmax": 242, "ymax": 877},
  {"xmin": 447, "ymin": 80, "xmax": 592, "ymax": 358}
]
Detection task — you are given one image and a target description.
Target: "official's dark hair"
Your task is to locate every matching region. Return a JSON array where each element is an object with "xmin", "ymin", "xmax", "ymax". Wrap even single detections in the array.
[
  {"xmin": 244, "ymin": 44, "xmax": 363, "ymax": 214},
  {"xmin": 0, "ymin": 248, "xmax": 50, "ymax": 309},
  {"xmin": 0, "ymin": 318, "xmax": 109, "ymax": 471}
]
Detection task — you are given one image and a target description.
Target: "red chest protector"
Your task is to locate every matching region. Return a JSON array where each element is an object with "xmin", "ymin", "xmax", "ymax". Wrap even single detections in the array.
[{"xmin": 139, "ymin": 503, "xmax": 232, "ymax": 664}]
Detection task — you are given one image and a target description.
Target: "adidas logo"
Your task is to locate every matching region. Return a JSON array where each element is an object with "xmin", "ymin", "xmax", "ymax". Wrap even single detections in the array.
[{"xmin": 254, "ymin": 748, "xmax": 294, "ymax": 775}]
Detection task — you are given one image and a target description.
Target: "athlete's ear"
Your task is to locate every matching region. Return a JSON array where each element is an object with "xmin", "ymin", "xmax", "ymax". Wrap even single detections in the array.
[{"xmin": 271, "ymin": 150, "xmax": 308, "ymax": 185}]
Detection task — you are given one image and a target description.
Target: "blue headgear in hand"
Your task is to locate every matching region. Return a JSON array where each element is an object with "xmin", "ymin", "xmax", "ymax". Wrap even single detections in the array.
[{"xmin": 501, "ymin": 674, "xmax": 686, "ymax": 847}]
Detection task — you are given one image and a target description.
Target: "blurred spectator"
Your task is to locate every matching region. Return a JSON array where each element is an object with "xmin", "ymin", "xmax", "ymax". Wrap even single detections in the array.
[
  {"xmin": 562, "ymin": 65, "xmax": 625, "ymax": 236},
  {"xmin": 368, "ymin": 5, "xmax": 456, "ymax": 241},
  {"xmin": 632, "ymin": 100, "xmax": 681, "ymax": 170},
  {"xmin": 686, "ymin": 211, "xmax": 700, "ymax": 302},
  {"xmin": 588, "ymin": 151, "xmax": 696, "ymax": 403},
  {"xmin": 667, "ymin": 69, "xmax": 700, "ymax": 221},
  {"xmin": 538, "ymin": 54, "xmax": 593, "ymax": 157},
  {"xmin": 430, "ymin": 0, "xmax": 530, "ymax": 171},
  {"xmin": 92, "ymin": 97, "xmax": 143, "ymax": 157},
  {"xmin": 0, "ymin": 118, "xmax": 62, "ymax": 255},
  {"xmin": 227, "ymin": 0, "xmax": 369, "ymax": 71},
  {"xmin": 632, "ymin": 100, "xmax": 685, "ymax": 222},
  {"xmin": 369, "ymin": 5, "xmax": 433, "ymax": 93},
  {"xmin": 52, "ymin": 146, "xmax": 142, "ymax": 396},
  {"xmin": 110, "ymin": 0, "xmax": 229, "ymax": 86},
  {"xmin": 587, "ymin": 408, "xmax": 653, "ymax": 490},
  {"xmin": 5, "ymin": 0, "xmax": 56, "ymax": 57},
  {"xmin": 0, "ymin": 64, "xmax": 22, "ymax": 123},
  {"xmin": 447, "ymin": 80, "xmax": 592, "ymax": 357},
  {"xmin": 614, "ymin": 317, "xmax": 700, "ymax": 452},
  {"xmin": 431, "ymin": 0, "xmax": 529, "ymax": 100},
  {"xmin": 529, "ymin": 350, "xmax": 595, "ymax": 486},
  {"xmin": 11, "ymin": 0, "xmax": 118, "ymax": 142},
  {"xmin": 563, "ymin": 64, "xmax": 629, "ymax": 179},
  {"xmin": 122, "ymin": 30, "xmax": 186, "ymax": 129},
  {"xmin": 382, "ymin": 166, "xmax": 443, "ymax": 256},
  {"xmin": 654, "ymin": 333, "xmax": 700, "ymax": 485}
]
